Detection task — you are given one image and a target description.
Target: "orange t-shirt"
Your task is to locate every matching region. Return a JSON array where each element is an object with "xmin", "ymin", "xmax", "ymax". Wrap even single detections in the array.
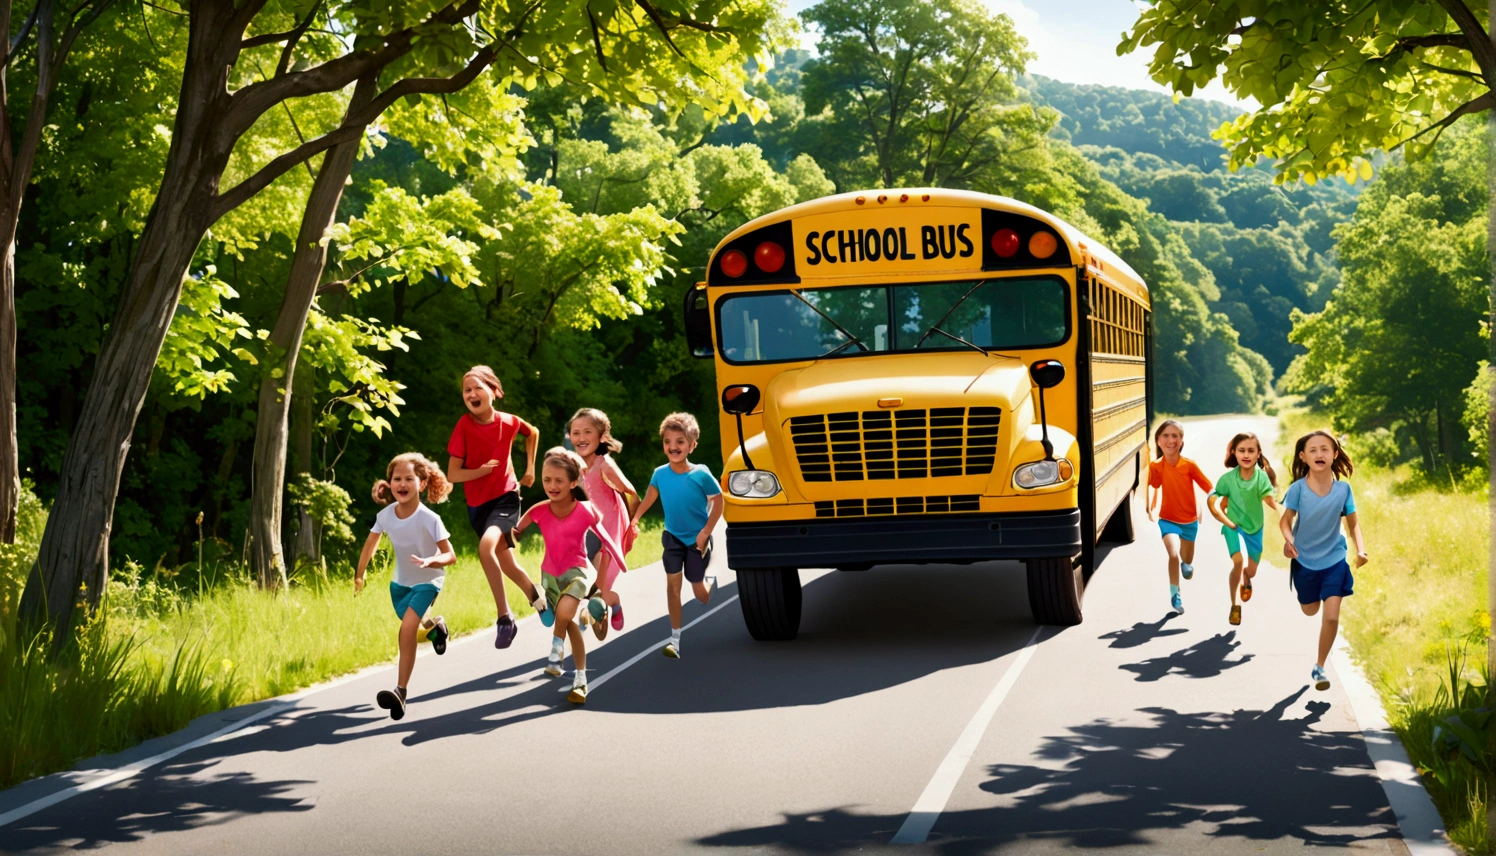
[{"xmin": 1147, "ymin": 456, "xmax": 1212, "ymax": 524}]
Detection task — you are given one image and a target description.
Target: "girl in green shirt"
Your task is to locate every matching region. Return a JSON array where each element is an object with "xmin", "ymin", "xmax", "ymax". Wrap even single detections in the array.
[{"xmin": 1206, "ymin": 432, "xmax": 1280, "ymax": 627}]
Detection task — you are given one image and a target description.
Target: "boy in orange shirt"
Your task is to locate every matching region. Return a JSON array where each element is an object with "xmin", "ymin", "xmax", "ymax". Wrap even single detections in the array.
[{"xmin": 1147, "ymin": 420, "xmax": 1213, "ymax": 614}]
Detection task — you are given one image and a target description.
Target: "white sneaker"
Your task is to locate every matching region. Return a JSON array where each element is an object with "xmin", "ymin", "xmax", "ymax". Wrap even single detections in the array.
[
  {"xmin": 544, "ymin": 651, "xmax": 563, "ymax": 677},
  {"xmin": 663, "ymin": 640, "xmax": 680, "ymax": 659},
  {"xmin": 567, "ymin": 673, "xmax": 588, "ymax": 704}
]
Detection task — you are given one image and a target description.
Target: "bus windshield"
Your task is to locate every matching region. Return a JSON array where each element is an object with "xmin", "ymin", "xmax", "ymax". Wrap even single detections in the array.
[{"xmin": 717, "ymin": 276, "xmax": 1068, "ymax": 364}]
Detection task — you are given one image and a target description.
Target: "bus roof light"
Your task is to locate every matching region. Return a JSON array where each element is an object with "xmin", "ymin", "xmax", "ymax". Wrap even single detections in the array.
[
  {"xmin": 991, "ymin": 228, "xmax": 1020, "ymax": 258},
  {"xmin": 1028, "ymin": 231, "xmax": 1058, "ymax": 259},
  {"xmin": 720, "ymin": 249, "xmax": 748, "ymax": 278},
  {"xmin": 755, "ymin": 241, "xmax": 785, "ymax": 273}
]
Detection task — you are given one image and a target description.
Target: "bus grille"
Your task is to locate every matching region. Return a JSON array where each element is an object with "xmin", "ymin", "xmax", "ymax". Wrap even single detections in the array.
[
  {"xmin": 788, "ymin": 407, "xmax": 1001, "ymax": 482},
  {"xmin": 814, "ymin": 495, "xmax": 982, "ymax": 518}
]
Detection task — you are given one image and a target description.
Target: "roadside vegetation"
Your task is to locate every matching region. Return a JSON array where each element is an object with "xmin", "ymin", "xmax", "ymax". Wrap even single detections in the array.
[{"xmin": 0, "ymin": 483, "xmax": 663, "ymax": 790}]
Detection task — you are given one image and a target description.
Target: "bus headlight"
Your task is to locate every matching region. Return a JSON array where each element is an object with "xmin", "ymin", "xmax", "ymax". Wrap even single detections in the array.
[
  {"xmin": 728, "ymin": 470, "xmax": 781, "ymax": 498},
  {"xmin": 1013, "ymin": 458, "xmax": 1074, "ymax": 489}
]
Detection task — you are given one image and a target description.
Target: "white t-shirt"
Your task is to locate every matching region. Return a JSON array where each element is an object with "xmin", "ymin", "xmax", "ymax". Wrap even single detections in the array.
[{"xmin": 371, "ymin": 503, "xmax": 451, "ymax": 588}]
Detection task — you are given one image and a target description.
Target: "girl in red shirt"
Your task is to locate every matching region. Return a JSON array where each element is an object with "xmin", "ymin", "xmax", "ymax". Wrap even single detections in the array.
[
  {"xmin": 1146, "ymin": 419, "xmax": 1212, "ymax": 616},
  {"xmin": 445, "ymin": 366, "xmax": 545, "ymax": 649}
]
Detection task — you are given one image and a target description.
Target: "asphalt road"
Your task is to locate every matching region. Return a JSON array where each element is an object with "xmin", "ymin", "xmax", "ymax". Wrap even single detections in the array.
[{"xmin": 3, "ymin": 415, "xmax": 1414, "ymax": 854}]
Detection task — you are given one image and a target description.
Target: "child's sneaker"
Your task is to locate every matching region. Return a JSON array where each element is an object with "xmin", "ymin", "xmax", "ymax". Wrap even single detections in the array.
[
  {"xmin": 428, "ymin": 616, "xmax": 449, "ymax": 655},
  {"xmin": 375, "ymin": 688, "xmax": 406, "ymax": 721},
  {"xmin": 1228, "ymin": 604, "xmax": 1241, "ymax": 626},
  {"xmin": 531, "ymin": 589, "xmax": 554, "ymax": 628},
  {"xmin": 1171, "ymin": 591, "xmax": 1184, "ymax": 614},
  {"xmin": 544, "ymin": 650, "xmax": 564, "ymax": 677},
  {"xmin": 567, "ymin": 673, "xmax": 588, "ymax": 704},
  {"xmin": 611, "ymin": 604, "xmax": 625, "ymax": 632},
  {"xmin": 1240, "ymin": 578, "xmax": 1253, "ymax": 602},
  {"xmin": 1180, "ymin": 562, "xmax": 1194, "ymax": 581},
  {"xmin": 1312, "ymin": 664, "xmax": 1330, "ymax": 691},
  {"xmin": 663, "ymin": 640, "xmax": 680, "ymax": 659},
  {"xmin": 494, "ymin": 615, "xmax": 517, "ymax": 649}
]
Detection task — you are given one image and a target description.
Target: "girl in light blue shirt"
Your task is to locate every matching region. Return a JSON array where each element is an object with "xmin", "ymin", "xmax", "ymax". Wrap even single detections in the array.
[{"xmin": 1279, "ymin": 430, "xmax": 1368, "ymax": 693}]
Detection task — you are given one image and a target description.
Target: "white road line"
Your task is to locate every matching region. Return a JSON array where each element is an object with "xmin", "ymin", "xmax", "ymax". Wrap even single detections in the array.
[
  {"xmin": 891, "ymin": 626, "xmax": 1047, "ymax": 845},
  {"xmin": 589, "ymin": 595, "xmax": 739, "ymax": 690}
]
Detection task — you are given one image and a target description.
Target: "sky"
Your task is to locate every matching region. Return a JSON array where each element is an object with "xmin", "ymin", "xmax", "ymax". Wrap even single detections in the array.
[{"xmin": 782, "ymin": 0, "xmax": 1253, "ymax": 109}]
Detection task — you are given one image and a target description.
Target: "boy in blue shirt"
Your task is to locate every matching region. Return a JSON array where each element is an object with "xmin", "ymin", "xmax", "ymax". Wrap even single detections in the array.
[{"xmin": 631, "ymin": 412, "xmax": 724, "ymax": 659}]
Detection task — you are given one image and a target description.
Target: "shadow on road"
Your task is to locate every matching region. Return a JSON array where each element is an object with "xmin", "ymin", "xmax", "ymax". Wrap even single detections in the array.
[
  {"xmin": 694, "ymin": 690, "xmax": 1397, "ymax": 854},
  {"xmin": 1119, "ymin": 631, "xmax": 1255, "ymax": 682},
  {"xmin": 1097, "ymin": 612, "xmax": 1187, "ymax": 649},
  {"xmin": 4, "ymin": 761, "xmax": 313, "ymax": 852}
]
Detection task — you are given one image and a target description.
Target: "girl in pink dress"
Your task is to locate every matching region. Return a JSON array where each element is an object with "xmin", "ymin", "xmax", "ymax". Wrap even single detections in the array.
[
  {"xmin": 568, "ymin": 408, "xmax": 639, "ymax": 640},
  {"xmin": 512, "ymin": 448, "xmax": 628, "ymax": 704}
]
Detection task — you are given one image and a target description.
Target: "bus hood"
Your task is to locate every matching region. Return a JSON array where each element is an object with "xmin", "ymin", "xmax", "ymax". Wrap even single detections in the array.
[{"xmin": 764, "ymin": 352, "xmax": 1030, "ymax": 418}]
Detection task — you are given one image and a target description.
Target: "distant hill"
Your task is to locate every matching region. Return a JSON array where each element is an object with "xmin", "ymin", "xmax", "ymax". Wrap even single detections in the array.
[{"xmin": 1023, "ymin": 75, "xmax": 1244, "ymax": 172}]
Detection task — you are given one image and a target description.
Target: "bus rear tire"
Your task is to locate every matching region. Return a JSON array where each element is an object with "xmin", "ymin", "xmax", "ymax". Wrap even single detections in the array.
[
  {"xmin": 738, "ymin": 567, "xmax": 802, "ymax": 640},
  {"xmin": 1100, "ymin": 489, "xmax": 1136, "ymax": 544},
  {"xmin": 1027, "ymin": 556, "xmax": 1084, "ymax": 626}
]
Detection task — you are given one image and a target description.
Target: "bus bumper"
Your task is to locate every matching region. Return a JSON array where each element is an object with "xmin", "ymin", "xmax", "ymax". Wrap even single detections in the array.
[{"xmin": 725, "ymin": 509, "xmax": 1082, "ymax": 570}]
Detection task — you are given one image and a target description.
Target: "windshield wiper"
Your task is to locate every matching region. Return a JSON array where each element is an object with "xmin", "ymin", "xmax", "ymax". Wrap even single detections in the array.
[
  {"xmin": 914, "ymin": 280, "xmax": 989, "ymax": 355},
  {"xmin": 789, "ymin": 289, "xmax": 869, "ymax": 356}
]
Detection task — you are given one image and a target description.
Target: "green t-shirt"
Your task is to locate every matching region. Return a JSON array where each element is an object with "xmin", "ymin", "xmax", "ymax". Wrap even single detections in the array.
[{"xmin": 1211, "ymin": 466, "xmax": 1274, "ymax": 534}]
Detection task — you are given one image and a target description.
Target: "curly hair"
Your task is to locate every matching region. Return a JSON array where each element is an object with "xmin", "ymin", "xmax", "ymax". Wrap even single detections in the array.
[
  {"xmin": 660, "ymin": 411, "xmax": 700, "ymax": 443},
  {"xmin": 372, "ymin": 452, "xmax": 451, "ymax": 504}
]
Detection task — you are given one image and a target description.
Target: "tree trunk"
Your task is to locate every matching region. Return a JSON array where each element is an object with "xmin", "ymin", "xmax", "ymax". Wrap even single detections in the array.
[
  {"xmin": 0, "ymin": 219, "xmax": 18, "ymax": 544},
  {"xmin": 290, "ymin": 358, "xmax": 317, "ymax": 567},
  {"xmin": 18, "ymin": 2, "xmax": 242, "ymax": 638},
  {"xmin": 1487, "ymin": 103, "xmax": 1495, "ymax": 683},
  {"xmin": 247, "ymin": 77, "xmax": 374, "ymax": 590}
]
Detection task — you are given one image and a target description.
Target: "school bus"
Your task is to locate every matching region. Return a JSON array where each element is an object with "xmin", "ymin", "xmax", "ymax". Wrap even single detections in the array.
[{"xmin": 682, "ymin": 189, "xmax": 1151, "ymax": 638}]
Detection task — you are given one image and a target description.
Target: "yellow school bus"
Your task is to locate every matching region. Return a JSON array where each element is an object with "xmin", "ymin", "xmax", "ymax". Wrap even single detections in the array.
[{"xmin": 682, "ymin": 188, "xmax": 1150, "ymax": 638}]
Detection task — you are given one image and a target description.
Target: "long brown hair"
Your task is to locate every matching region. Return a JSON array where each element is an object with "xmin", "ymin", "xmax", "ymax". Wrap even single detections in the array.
[
  {"xmin": 372, "ymin": 452, "xmax": 452, "ymax": 504},
  {"xmin": 463, "ymin": 365, "xmax": 504, "ymax": 399},
  {"xmin": 1290, "ymin": 430, "xmax": 1354, "ymax": 481},
  {"xmin": 1153, "ymin": 419, "xmax": 1184, "ymax": 459},
  {"xmin": 1224, "ymin": 432, "xmax": 1277, "ymax": 487},
  {"xmin": 542, "ymin": 447, "xmax": 589, "ymax": 502},
  {"xmin": 569, "ymin": 408, "xmax": 623, "ymax": 456}
]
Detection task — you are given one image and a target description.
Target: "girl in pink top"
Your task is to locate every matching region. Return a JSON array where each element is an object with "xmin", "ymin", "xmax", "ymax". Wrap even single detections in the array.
[
  {"xmin": 513, "ymin": 448, "xmax": 628, "ymax": 704},
  {"xmin": 569, "ymin": 408, "xmax": 640, "ymax": 640}
]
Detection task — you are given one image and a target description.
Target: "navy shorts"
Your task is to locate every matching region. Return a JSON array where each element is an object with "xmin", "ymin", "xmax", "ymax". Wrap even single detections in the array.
[
  {"xmin": 1291, "ymin": 558, "xmax": 1354, "ymax": 605},
  {"xmin": 467, "ymin": 491, "xmax": 521, "ymax": 544},
  {"xmin": 662, "ymin": 530, "xmax": 712, "ymax": 583}
]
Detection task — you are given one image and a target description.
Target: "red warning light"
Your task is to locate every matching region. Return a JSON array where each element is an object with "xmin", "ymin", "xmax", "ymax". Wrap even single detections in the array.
[
  {"xmin": 720, "ymin": 249, "xmax": 748, "ymax": 278},
  {"xmin": 991, "ymin": 228, "xmax": 1020, "ymax": 258},
  {"xmin": 754, "ymin": 241, "xmax": 785, "ymax": 273}
]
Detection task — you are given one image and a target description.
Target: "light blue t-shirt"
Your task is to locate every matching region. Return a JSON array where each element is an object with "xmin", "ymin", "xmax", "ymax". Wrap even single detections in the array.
[
  {"xmin": 1283, "ymin": 478, "xmax": 1357, "ymax": 570},
  {"xmin": 649, "ymin": 463, "xmax": 721, "ymax": 542}
]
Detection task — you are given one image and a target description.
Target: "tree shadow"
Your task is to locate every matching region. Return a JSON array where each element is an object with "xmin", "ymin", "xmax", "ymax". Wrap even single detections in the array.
[
  {"xmin": 696, "ymin": 690, "xmax": 1397, "ymax": 853},
  {"xmin": 3, "ymin": 761, "xmax": 313, "ymax": 852},
  {"xmin": 1119, "ymin": 631, "xmax": 1255, "ymax": 682},
  {"xmin": 1097, "ymin": 612, "xmax": 1187, "ymax": 649}
]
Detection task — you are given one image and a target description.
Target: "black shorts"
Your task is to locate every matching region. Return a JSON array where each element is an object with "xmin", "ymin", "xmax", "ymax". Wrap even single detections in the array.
[
  {"xmin": 662, "ymin": 530, "xmax": 712, "ymax": 583},
  {"xmin": 467, "ymin": 491, "xmax": 521, "ymax": 545}
]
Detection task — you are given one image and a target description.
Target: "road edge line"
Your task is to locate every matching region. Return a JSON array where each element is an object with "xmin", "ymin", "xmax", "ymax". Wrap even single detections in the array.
[
  {"xmin": 1331, "ymin": 634, "xmax": 1456, "ymax": 856},
  {"xmin": 588, "ymin": 595, "xmax": 740, "ymax": 690},
  {"xmin": 890, "ymin": 625, "xmax": 1047, "ymax": 845}
]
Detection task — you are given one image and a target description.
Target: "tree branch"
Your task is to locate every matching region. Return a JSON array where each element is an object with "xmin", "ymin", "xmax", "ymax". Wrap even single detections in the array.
[
  {"xmin": 633, "ymin": 0, "xmax": 686, "ymax": 58},
  {"xmin": 275, "ymin": 0, "xmax": 323, "ymax": 77},
  {"xmin": 1394, "ymin": 90, "xmax": 1496, "ymax": 150},
  {"xmin": 1432, "ymin": 0, "xmax": 1496, "ymax": 81},
  {"xmin": 5, "ymin": 4, "xmax": 37, "ymax": 68},
  {"xmin": 587, "ymin": 6, "xmax": 608, "ymax": 72}
]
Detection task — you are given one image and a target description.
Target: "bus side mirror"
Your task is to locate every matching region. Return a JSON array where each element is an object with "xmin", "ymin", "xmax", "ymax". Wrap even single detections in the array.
[
  {"xmin": 1028, "ymin": 360, "xmax": 1064, "ymax": 460},
  {"xmin": 684, "ymin": 288, "xmax": 713, "ymax": 358},
  {"xmin": 722, "ymin": 384, "xmax": 761, "ymax": 470}
]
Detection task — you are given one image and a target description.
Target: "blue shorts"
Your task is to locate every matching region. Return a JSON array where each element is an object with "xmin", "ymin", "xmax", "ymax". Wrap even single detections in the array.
[
  {"xmin": 1291, "ymin": 559, "xmax": 1353, "ymax": 605},
  {"xmin": 1223, "ymin": 525, "xmax": 1263, "ymax": 560},
  {"xmin": 1158, "ymin": 519, "xmax": 1198, "ymax": 542},
  {"xmin": 390, "ymin": 581, "xmax": 440, "ymax": 619}
]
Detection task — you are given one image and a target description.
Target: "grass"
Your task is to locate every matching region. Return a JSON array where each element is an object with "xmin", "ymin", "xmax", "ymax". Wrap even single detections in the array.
[
  {"xmin": 1271, "ymin": 405, "xmax": 1493, "ymax": 854},
  {"xmin": 0, "ymin": 488, "xmax": 666, "ymax": 791}
]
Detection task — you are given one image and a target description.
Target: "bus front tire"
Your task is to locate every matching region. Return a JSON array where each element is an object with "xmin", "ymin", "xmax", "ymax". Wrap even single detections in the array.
[
  {"xmin": 1027, "ymin": 556, "xmax": 1084, "ymax": 626},
  {"xmin": 738, "ymin": 567, "xmax": 802, "ymax": 640}
]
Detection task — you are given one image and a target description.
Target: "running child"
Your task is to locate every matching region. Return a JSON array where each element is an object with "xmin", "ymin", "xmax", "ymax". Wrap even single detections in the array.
[
  {"xmin": 629, "ymin": 412, "xmax": 724, "ymax": 660},
  {"xmin": 355, "ymin": 453, "xmax": 456, "ymax": 721},
  {"xmin": 512, "ymin": 448, "xmax": 629, "ymax": 704},
  {"xmin": 444, "ymin": 366, "xmax": 548, "ymax": 648},
  {"xmin": 1147, "ymin": 419, "xmax": 1212, "ymax": 615},
  {"xmin": 1279, "ymin": 430, "xmax": 1367, "ymax": 692},
  {"xmin": 1207, "ymin": 432, "xmax": 1279, "ymax": 626},
  {"xmin": 568, "ymin": 408, "xmax": 640, "ymax": 641}
]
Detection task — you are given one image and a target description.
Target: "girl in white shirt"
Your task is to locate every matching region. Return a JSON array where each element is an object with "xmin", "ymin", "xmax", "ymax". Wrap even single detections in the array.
[{"xmin": 356, "ymin": 453, "xmax": 456, "ymax": 720}]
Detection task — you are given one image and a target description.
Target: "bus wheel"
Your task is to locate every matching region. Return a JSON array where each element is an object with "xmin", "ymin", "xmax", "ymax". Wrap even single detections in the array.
[
  {"xmin": 1100, "ymin": 490, "xmax": 1136, "ymax": 544},
  {"xmin": 738, "ymin": 567, "xmax": 802, "ymax": 641},
  {"xmin": 1026, "ymin": 556, "xmax": 1083, "ymax": 626}
]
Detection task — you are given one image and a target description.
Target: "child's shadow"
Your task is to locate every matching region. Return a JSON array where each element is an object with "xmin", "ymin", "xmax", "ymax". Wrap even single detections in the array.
[
  {"xmin": 1121, "ymin": 631, "xmax": 1254, "ymax": 682},
  {"xmin": 1098, "ymin": 613, "xmax": 1188, "ymax": 649}
]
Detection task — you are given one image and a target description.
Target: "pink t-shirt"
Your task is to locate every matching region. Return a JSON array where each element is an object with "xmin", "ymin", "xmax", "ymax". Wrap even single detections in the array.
[
  {"xmin": 531, "ymin": 501, "xmax": 626, "ymax": 578},
  {"xmin": 582, "ymin": 456, "xmax": 629, "ymax": 544}
]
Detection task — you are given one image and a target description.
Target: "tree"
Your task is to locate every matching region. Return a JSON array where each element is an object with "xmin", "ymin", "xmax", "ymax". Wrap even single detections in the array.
[
  {"xmin": 22, "ymin": 0, "xmax": 788, "ymax": 638},
  {"xmin": 799, "ymin": 0, "xmax": 1044, "ymax": 190}
]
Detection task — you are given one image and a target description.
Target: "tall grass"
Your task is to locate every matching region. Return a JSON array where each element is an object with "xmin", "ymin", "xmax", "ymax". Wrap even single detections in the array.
[
  {"xmin": 1273, "ymin": 408, "xmax": 1493, "ymax": 853},
  {"xmin": 1, "ymin": 485, "xmax": 666, "ymax": 791}
]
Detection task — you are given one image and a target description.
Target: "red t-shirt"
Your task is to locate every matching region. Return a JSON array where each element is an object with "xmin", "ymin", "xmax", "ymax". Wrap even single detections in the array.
[{"xmin": 448, "ymin": 412, "xmax": 532, "ymax": 506}]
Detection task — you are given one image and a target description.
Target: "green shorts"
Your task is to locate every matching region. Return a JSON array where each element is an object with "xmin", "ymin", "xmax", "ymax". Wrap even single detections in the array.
[
  {"xmin": 1222, "ymin": 525, "xmax": 1264, "ymax": 561},
  {"xmin": 542, "ymin": 567, "xmax": 589, "ymax": 612}
]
